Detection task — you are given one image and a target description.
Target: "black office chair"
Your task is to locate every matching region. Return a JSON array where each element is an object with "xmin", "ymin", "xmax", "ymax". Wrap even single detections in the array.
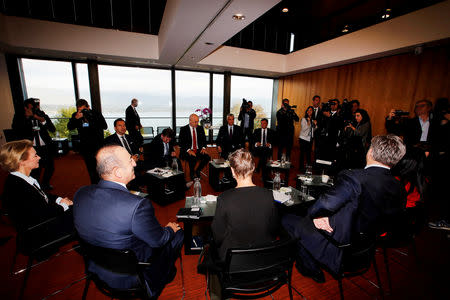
[
  {"xmin": 10, "ymin": 216, "xmax": 76, "ymax": 300},
  {"xmin": 198, "ymin": 238, "xmax": 297, "ymax": 299},
  {"xmin": 142, "ymin": 127, "xmax": 154, "ymax": 143},
  {"xmin": 78, "ymin": 239, "xmax": 154, "ymax": 300},
  {"xmin": 320, "ymin": 231, "xmax": 384, "ymax": 300}
]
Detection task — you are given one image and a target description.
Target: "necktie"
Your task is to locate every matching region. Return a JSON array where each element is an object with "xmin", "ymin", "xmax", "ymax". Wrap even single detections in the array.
[
  {"xmin": 263, "ymin": 129, "xmax": 266, "ymax": 146},
  {"xmin": 121, "ymin": 136, "xmax": 132, "ymax": 154},
  {"xmin": 133, "ymin": 107, "xmax": 138, "ymax": 117},
  {"xmin": 192, "ymin": 128, "xmax": 197, "ymax": 151},
  {"xmin": 164, "ymin": 143, "xmax": 169, "ymax": 156},
  {"xmin": 229, "ymin": 127, "xmax": 233, "ymax": 138},
  {"xmin": 33, "ymin": 183, "xmax": 48, "ymax": 203}
]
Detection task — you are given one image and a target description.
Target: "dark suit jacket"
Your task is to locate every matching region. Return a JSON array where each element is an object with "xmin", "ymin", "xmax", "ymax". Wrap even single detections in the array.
[
  {"xmin": 125, "ymin": 105, "xmax": 141, "ymax": 132},
  {"xmin": 298, "ymin": 166, "xmax": 406, "ymax": 273},
  {"xmin": 178, "ymin": 125, "xmax": 207, "ymax": 155},
  {"xmin": 238, "ymin": 109, "xmax": 256, "ymax": 131},
  {"xmin": 104, "ymin": 133, "xmax": 140, "ymax": 155},
  {"xmin": 2, "ymin": 174, "xmax": 63, "ymax": 231},
  {"xmin": 216, "ymin": 124, "xmax": 243, "ymax": 157},
  {"xmin": 252, "ymin": 128, "xmax": 275, "ymax": 148},
  {"xmin": 67, "ymin": 110, "xmax": 107, "ymax": 153},
  {"xmin": 211, "ymin": 186, "xmax": 279, "ymax": 259},
  {"xmin": 148, "ymin": 134, "xmax": 176, "ymax": 167},
  {"xmin": 386, "ymin": 116, "xmax": 436, "ymax": 147},
  {"xmin": 12, "ymin": 113, "xmax": 55, "ymax": 146},
  {"xmin": 73, "ymin": 180, "xmax": 176, "ymax": 289}
]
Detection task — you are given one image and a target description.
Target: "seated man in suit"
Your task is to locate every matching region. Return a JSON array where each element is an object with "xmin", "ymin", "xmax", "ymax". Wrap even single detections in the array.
[
  {"xmin": 179, "ymin": 114, "xmax": 210, "ymax": 181},
  {"xmin": 252, "ymin": 118, "xmax": 275, "ymax": 173},
  {"xmin": 216, "ymin": 114, "xmax": 243, "ymax": 159},
  {"xmin": 148, "ymin": 128, "xmax": 178, "ymax": 169},
  {"xmin": 282, "ymin": 135, "xmax": 407, "ymax": 283},
  {"xmin": 73, "ymin": 145, "xmax": 183, "ymax": 297}
]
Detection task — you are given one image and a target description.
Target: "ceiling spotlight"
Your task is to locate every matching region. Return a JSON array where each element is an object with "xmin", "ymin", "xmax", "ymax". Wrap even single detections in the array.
[
  {"xmin": 205, "ymin": 42, "xmax": 214, "ymax": 45},
  {"xmin": 232, "ymin": 14, "xmax": 245, "ymax": 21},
  {"xmin": 342, "ymin": 25, "xmax": 349, "ymax": 33},
  {"xmin": 282, "ymin": 8, "xmax": 289, "ymax": 13},
  {"xmin": 381, "ymin": 8, "xmax": 391, "ymax": 19}
]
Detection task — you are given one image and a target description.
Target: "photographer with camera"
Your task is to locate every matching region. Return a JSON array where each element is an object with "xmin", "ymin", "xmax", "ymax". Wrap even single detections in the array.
[
  {"xmin": 385, "ymin": 99, "xmax": 436, "ymax": 149},
  {"xmin": 12, "ymin": 98, "xmax": 56, "ymax": 190},
  {"xmin": 276, "ymin": 98, "xmax": 299, "ymax": 161},
  {"xmin": 238, "ymin": 99, "xmax": 256, "ymax": 144},
  {"xmin": 68, "ymin": 99, "xmax": 107, "ymax": 184},
  {"xmin": 316, "ymin": 99, "xmax": 343, "ymax": 163}
]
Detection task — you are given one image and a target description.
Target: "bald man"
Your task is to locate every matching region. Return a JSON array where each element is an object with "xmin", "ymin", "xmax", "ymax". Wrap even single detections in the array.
[
  {"xmin": 73, "ymin": 145, "xmax": 183, "ymax": 297},
  {"xmin": 179, "ymin": 114, "xmax": 210, "ymax": 181}
]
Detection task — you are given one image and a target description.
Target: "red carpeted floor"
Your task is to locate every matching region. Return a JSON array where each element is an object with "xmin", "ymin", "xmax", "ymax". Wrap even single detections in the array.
[{"xmin": 0, "ymin": 149, "xmax": 449, "ymax": 299}]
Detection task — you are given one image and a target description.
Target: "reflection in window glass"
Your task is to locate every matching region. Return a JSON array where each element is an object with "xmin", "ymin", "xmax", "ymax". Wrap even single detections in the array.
[
  {"xmin": 175, "ymin": 70, "xmax": 209, "ymax": 129},
  {"xmin": 98, "ymin": 65, "xmax": 172, "ymax": 133},
  {"xmin": 76, "ymin": 63, "xmax": 91, "ymax": 104},
  {"xmin": 230, "ymin": 75, "xmax": 273, "ymax": 129},
  {"xmin": 21, "ymin": 58, "xmax": 76, "ymax": 118}
]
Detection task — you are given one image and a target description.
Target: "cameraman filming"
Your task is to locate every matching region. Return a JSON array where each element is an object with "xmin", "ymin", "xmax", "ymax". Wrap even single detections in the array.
[
  {"xmin": 238, "ymin": 99, "xmax": 256, "ymax": 144},
  {"xmin": 12, "ymin": 98, "xmax": 56, "ymax": 190},
  {"xmin": 68, "ymin": 99, "xmax": 107, "ymax": 184},
  {"xmin": 276, "ymin": 98, "xmax": 299, "ymax": 161}
]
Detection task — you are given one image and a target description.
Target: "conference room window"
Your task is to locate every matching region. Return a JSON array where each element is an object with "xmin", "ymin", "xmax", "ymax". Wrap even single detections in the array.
[
  {"xmin": 75, "ymin": 63, "xmax": 91, "ymax": 103},
  {"xmin": 98, "ymin": 65, "xmax": 172, "ymax": 135},
  {"xmin": 212, "ymin": 74, "xmax": 224, "ymax": 133},
  {"xmin": 175, "ymin": 70, "xmax": 210, "ymax": 130},
  {"xmin": 21, "ymin": 58, "xmax": 77, "ymax": 138},
  {"xmin": 230, "ymin": 75, "xmax": 274, "ymax": 128}
]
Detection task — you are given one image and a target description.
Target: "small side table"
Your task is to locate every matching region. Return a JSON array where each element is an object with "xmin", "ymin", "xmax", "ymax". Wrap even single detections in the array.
[
  {"xmin": 208, "ymin": 161, "xmax": 236, "ymax": 192},
  {"xmin": 52, "ymin": 137, "xmax": 69, "ymax": 156},
  {"xmin": 296, "ymin": 175, "xmax": 333, "ymax": 199},
  {"xmin": 146, "ymin": 169, "xmax": 186, "ymax": 205}
]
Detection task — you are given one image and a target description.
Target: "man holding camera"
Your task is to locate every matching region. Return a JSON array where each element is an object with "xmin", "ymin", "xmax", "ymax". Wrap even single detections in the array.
[
  {"xmin": 68, "ymin": 99, "xmax": 107, "ymax": 184},
  {"xmin": 276, "ymin": 98, "xmax": 299, "ymax": 161},
  {"xmin": 12, "ymin": 98, "xmax": 56, "ymax": 190},
  {"xmin": 238, "ymin": 99, "xmax": 256, "ymax": 144}
]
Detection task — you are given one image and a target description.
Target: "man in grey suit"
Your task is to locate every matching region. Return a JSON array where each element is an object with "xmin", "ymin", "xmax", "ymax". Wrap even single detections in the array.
[{"xmin": 73, "ymin": 145, "xmax": 183, "ymax": 297}]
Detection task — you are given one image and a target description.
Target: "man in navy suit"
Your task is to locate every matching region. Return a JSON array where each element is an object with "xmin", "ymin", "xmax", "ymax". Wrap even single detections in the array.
[
  {"xmin": 104, "ymin": 118, "xmax": 140, "ymax": 157},
  {"xmin": 73, "ymin": 145, "xmax": 183, "ymax": 297},
  {"xmin": 179, "ymin": 114, "xmax": 210, "ymax": 181},
  {"xmin": 216, "ymin": 114, "xmax": 243, "ymax": 159},
  {"xmin": 282, "ymin": 135, "xmax": 406, "ymax": 283}
]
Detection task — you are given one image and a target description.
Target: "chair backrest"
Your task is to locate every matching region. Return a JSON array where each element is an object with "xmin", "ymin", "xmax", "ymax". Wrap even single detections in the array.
[
  {"xmin": 3, "ymin": 129, "xmax": 16, "ymax": 142},
  {"xmin": 340, "ymin": 233, "xmax": 377, "ymax": 275},
  {"xmin": 157, "ymin": 126, "xmax": 168, "ymax": 135},
  {"xmin": 79, "ymin": 239, "xmax": 140, "ymax": 275},
  {"xmin": 143, "ymin": 127, "xmax": 154, "ymax": 135},
  {"xmin": 224, "ymin": 238, "xmax": 296, "ymax": 279}
]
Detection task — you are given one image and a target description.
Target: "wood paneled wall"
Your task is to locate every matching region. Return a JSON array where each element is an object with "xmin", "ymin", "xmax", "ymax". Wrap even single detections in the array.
[{"xmin": 277, "ymin": 45, "xmax": 450, "ymax": 145}]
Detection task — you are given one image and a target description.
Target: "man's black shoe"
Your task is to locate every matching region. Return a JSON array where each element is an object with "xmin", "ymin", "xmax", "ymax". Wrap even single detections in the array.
[{"xmin": 295, "ymin": 261, "xmax": 325, "ymax": 283}]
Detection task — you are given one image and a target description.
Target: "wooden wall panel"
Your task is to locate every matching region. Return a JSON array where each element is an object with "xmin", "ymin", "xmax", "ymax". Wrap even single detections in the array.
[{"xmin": 277, "ymin": 45, "xmax": 450, "ymax": 145}]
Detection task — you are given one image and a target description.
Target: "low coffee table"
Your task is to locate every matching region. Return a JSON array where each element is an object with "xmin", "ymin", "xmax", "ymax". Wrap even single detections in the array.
[
  {"xmin": 209, "ymin": 160, "xmax": 236, "ymax": 191},
  {"xmin": 146, "ymin": 168, "xmax": 185, "ymax": 205}
]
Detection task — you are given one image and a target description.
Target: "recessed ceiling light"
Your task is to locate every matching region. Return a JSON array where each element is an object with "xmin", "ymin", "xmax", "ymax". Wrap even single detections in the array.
[
  {"xmin": 381, "ymin": 8, "xmax": 391, "ymax": 19},
  {"xmin": 232, "ymin": 14, "xmax": 245, "ymax": 21},
  {"xmin": 342, "ymin": 25, "xmax": 349, "ymax": 33},
  {"xmin": 282, "ymin": 8, "xmax": 289, "ymax": 13},
  {"xmin": 205, "ymin": 42, "xmax": 214, "ymax": 45}
]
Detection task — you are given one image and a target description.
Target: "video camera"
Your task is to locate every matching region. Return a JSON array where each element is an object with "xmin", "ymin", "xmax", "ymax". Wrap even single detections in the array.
[
  {"xmin": 394, "ymin": 110, "xmax": 409, "ymax": 117},
  {"xmin": 81, "ymin": 108, "xmax": 93, "ymax": 119},
  {"xmin": 282, "ymin": 102, "xmax": 297, "ymax": 110},
  {"xmin": 241, "ymin": 98, "xmax": 250, "ymax": 110}
]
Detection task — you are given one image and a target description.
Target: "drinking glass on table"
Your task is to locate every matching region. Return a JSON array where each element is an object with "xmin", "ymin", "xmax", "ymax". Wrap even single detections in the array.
[{"xmin": 305, "ymin": 165, "xmax": 312, "ymax": 179}]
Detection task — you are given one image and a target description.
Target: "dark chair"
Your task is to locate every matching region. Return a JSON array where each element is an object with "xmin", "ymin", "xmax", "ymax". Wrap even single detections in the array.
[
  {"xmin": 142, "ymin": 127, "xmax": 154, "ymax": 143},
  {"xmin": 78, "ymin": 239, "xmax": 154, "ymax": 300},
  {"xmin": 198, "ymin": 238, "xmax": 297, "ymax": 299},
  {"xmin": 10, "ymin": 216, "xmax": 76, "ymax": 300},
  {"xmin": 320, "ymin": 231, "xmax": 384, "ymax": 300},
  {"xmin": 157, "ymin": 126, "xmax": 169, "ymax": 135}
]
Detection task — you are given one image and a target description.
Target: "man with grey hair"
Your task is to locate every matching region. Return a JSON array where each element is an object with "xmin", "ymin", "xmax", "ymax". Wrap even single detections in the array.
[
  {"xmin": 73, "ymin": 145, "xmax": 183, "ymax": 297},
  {"xmin": 282, "ymin": 135, "xmax": 406, "ymax": 283}
]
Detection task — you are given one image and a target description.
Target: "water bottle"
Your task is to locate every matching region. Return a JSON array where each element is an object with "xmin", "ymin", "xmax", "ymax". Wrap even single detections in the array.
[
  {"xmin": 193, "ymin": 178, "xmax": 202, "ymax": 207},
  {"xmin": 171, "ymin": 158, "xmax": 178, "ymax": 172},
  {"xmin": 281, "ymin": 153, "xmax": 286, "ymax": 167},
  {"xmin": 273, "ymin": 172, "xmax": 281, "ymax": 191}
]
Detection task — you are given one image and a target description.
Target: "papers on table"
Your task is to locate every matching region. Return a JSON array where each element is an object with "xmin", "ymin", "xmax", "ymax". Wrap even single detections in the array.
[
  {"xmin": 204, "ymin": 195, "xmax": 217, "ymax": 202},
  {"xmin": 147, "ymin": 168, "xmax": 174, "ymax": 177},
  {"xmin": 273, "ymin": 189, "xmax": 291, "ymax": 203}
]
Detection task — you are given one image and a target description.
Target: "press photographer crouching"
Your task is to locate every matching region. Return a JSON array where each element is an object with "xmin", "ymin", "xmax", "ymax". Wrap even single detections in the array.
[{"xmin": 12, "ymin": 98, "xmax": 56, "ymax": 190}]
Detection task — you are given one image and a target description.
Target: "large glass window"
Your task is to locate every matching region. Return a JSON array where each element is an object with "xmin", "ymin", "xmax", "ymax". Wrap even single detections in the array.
[
  {"xmin": 230, "ymin": 75, "xmax": 274, "ymax": 129},
  {"xmin": 21, "ymin": 58, "xmax": 77, "ymax": 137},
  {"xmin": 175, "ymin": 70, "xmax": 209, "ymax": 129},
  {"xmin": 98, "ymin": 65, "xmax": 172, "ymax": 134},
  {"xmin": 76, "ymin": 63, "xmax": 91, "ymax": 103},
  {"xmin": 212, "ymin": 74, "xmax": 224, "ymax": 127}
]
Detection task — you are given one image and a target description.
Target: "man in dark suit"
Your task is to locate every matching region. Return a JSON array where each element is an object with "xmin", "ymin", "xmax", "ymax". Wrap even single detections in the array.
[
  {"xmin": 282, "ymin": 135, "xmax": 406, "ymax": 283},
  {"xmin": 252, "ymin": 118, "xmax": 275, "ymax": 173},
  {"xmin": 179, "ymin": 114, "xmax": 210, "ymax": 181},
  {"xmin": 216, "ymin": 114, "xmax": 243, "ymax": 159},
  {"xmin": 147, "ymin": 128, "xmax": 180, "ymax": 169},
  {"xmin": 276, "ymin": 98, "xmax": 299, "ymax": 161},
  {"xmin": 68, "ymin": 99, "xmax": 107, "ymax": 184},
  {"xmin": 104, "ymin": 118, "xmax": 140, "ymax": 157},
  {"xmin": 73, "ymin": 145, "xmax": 183, "ymax": 297},
  {"xmin": 238, "ymin": 100, "xmax": 256, "ymax": 143},
  {"xmin": 12, "ymin": 98, "xmax": 56, "ymax": 190},
  {"xmin": 311, "ymin": 95, "xmax": 322, "ymax": 159},
  {"xmin": 125, "ymin": 98, "xmax": 143, "ymax": 147}
]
